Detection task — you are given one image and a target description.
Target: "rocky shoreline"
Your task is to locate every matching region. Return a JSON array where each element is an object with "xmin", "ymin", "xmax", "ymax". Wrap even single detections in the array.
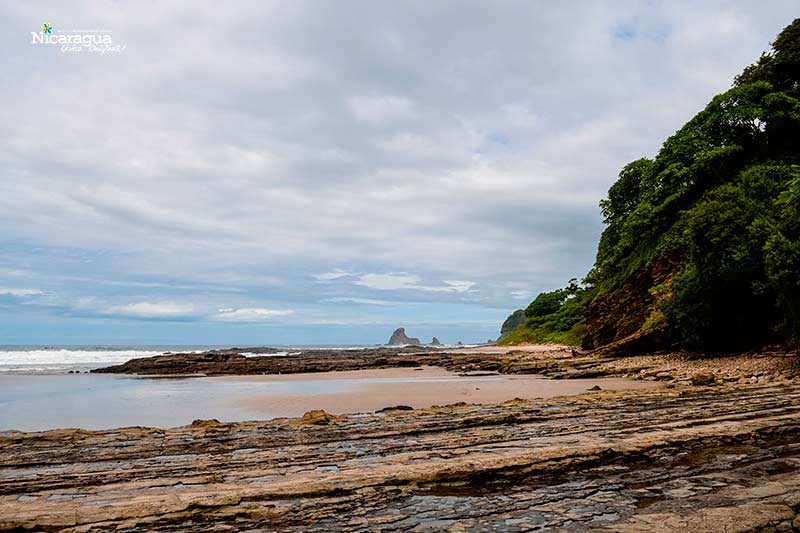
[
  {"xmin": 92, "ymin": 344, "xmax": 800, "ymax": 386},
  {"xmin": 3, "ymin": 346, "xmax": 800, "ymax": 531},
  {"xmin": 4, "ymin": 381, "xmax": 800, "ymax": 531}
]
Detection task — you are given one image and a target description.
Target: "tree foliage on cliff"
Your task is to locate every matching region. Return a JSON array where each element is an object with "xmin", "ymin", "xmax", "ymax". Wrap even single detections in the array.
[
  {"xmin": 500, "ymin": 280, "xmax": 586, "ymax": 346},
  {"xmin": 503, "ymin": 18, "xmax": 800, "ymax": 349}
]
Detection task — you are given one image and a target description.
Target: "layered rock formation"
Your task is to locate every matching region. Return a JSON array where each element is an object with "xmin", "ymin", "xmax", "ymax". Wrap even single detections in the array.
[
  {"xmin": 387, "ymin": 327, "xmax": 420, "ymax": 345},
  {"xmin": 5, "ymin": 383, "xmax": 800, "ymax": 531},
  {"xmin": 92, "ymin": 346, "xmax": 505, "ymax": 376}
]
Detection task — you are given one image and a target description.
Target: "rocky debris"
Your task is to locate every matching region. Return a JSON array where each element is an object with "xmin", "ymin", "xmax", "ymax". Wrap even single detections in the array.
[
  {"xmin": 4, "ymin": 384, "xmax": 800, "ymax": 531},
  {"xmin": 388, "ymin": 327, "xmax": 421, "ymax": 345},
  {"xmin": 431, "ymin": 337, "xmax": 442, "ymax": 346},
  {"xmin": 297, "ymin": 410, "xmax": 339, "ymax": 425},
  {"xmin": 593, "ymin": 351, "xmax": 800, "ymax": 386},
  {"xmin": 690, "ymin": 370, "xmax": 716, "ymax": 386},
  {"xmin": 189, "ymin": 418, "xmax": 224, "ymax": 429}
]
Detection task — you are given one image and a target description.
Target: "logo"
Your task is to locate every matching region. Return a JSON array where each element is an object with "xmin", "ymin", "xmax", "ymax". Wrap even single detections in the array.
[{"xmin": 31, "ymin": 23, "xmax": 126, "ymax": 55}]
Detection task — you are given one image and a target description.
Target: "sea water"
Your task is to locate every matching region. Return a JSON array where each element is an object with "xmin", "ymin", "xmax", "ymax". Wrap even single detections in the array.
[{"xmin": 0, "ymin": 344, "xmax": 377, "ymax": 373}]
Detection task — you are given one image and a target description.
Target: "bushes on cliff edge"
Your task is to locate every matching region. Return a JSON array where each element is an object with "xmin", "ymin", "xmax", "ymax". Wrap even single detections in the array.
[{"xmin": 499, "ymin": 280, "xmax": 586, "ymax": 346}]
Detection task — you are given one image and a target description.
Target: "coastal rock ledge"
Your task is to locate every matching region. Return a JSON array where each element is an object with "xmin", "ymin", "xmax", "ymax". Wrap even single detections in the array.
[
  {"xmin": 388, "ymin": 327, "xmax": 420, "ymax": 345},
  {"xmin": 4, "ymin": 384, "xmax": 800, "ymax": 531}
]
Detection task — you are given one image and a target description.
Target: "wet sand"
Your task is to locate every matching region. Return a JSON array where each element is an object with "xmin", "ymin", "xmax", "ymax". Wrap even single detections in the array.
[
  {"xmin": 224, "ymin": 366, "xmax": 660, "ymax": 417},
  {"xmin": 0, "ymin": 367, "xmax": 657, "ymax": 431}
]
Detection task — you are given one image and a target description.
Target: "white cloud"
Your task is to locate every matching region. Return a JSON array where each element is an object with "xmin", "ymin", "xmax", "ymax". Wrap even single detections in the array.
[
  {"xmin": 313, "ymin": 269, "xmax": 353, "ymax": 282},
  {"xmin": 324, "ymin": 297, "xmax": 395, "ymax": 305},
  {"xmin": 355, "ymin": 273, "xmax": 422, "ymax": 291},
  {"xmin": 105, "ymin": 302, "xmax": 196, "ymax": 318},
  {"xmin": 213, "ymin": 307, "xmax": 295, "ymax": 321},
  {"xmin": 354, "ymin": 274, "xmax": 475, "ymax": 293},
  {"xmin": 0, "ymin": 288, "xmax": 43, "ymax": 297},
  {"xmin": 442, "ymin": 280, "xmax": 476, "ymax": 293},
  {"xmin": 348, "ymin": 95, "xmax": 416, "ymax": 123}
]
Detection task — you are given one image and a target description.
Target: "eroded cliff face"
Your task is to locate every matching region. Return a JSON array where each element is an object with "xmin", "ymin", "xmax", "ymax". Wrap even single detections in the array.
[{"xmin": 583, "ymin": 254, "xmax": 680, "ymax": 353}]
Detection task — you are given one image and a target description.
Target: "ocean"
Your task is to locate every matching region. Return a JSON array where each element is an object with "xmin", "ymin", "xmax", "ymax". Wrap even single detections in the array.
[{"xmin": 0, "ymin": 344, "xmax": 378, "ymax": 374}]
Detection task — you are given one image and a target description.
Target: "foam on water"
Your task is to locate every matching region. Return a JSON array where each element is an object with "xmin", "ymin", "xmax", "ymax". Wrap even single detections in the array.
[{"xmin": 0, "ymin": 346, "xmax": 207, "ymax": 373}]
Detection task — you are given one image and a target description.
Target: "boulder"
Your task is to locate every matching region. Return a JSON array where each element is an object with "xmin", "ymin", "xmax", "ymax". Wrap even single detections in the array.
[
  {"xmin": 388, "ymin": 328, "xmax": 420, "ymax": 345},
  {"xmin": 299, "ymin": 410, "xmax": 339, "ymax": 425},
  {"xmin": 691, "ymin": 370, "xmax": 715, "ymax": 386}
]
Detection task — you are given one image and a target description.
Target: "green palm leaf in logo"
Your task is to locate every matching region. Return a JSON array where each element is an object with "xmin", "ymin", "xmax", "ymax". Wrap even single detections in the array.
[{"xmin": 42, "ymin": 23, "xmax": 52, "ymax": 34}]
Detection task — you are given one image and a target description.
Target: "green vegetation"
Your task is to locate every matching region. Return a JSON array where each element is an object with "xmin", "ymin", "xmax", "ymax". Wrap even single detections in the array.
[
  {"xmin": 499, "ymin": 309, "xmax": 527, "ymax": 340},
  {"xmin": 502, "ymin": 18, "xmax": 800, "ymax": 350},
  {"xmin": 499, "ymin": 280, "xmax": 586, "ymax": 346}
]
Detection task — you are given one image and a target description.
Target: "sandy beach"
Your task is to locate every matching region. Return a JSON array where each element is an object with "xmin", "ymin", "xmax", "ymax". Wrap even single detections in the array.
[{"xmin": 222, "ymin": 366, "xmax": 660, "ymax": 416}]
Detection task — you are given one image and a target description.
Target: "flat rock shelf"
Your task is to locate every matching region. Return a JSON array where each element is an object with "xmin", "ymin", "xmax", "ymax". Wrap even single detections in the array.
[{"xmin": 3, "ymin": 383, "xmax": 800, "ymax": 531}]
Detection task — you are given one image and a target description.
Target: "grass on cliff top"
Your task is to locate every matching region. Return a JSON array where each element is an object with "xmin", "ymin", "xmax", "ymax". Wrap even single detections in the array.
[
  {"xmin": 499, "ymin": 284, "xmax": 586, "ymax": 347},
  {"xmin": 498, "ymin": 321, "xmax": 584, "ymax": 347}
]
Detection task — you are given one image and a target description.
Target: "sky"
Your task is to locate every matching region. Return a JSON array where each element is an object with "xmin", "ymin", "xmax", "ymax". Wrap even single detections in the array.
[{"xmin": 0, "ymin": 1, "xmax": 796, "ymax": 345}]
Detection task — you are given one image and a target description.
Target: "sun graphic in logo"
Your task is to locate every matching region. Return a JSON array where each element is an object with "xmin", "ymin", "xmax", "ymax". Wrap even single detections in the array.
[{"xmin": 42, "ymin": 23, "xmax": 52, "ymax": 34}]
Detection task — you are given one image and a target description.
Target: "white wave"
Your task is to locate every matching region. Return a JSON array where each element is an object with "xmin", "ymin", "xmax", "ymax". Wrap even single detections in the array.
[{"xmin": 0, "ymin": 349, "xmax": 165, "ymax": 366}]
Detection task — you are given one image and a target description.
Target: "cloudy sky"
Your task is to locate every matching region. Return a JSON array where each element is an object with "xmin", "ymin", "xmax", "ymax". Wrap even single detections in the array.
[{"xmin": 0, "ymin": 2, "xmax": 795, "ymax": 345}]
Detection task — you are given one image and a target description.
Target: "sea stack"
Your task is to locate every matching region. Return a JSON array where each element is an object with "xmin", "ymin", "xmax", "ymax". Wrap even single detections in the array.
[
  {"xmin": 431, "ymin": 337, "xmax": 442, "ymax": 346},
  {"xmin": 388, "ymin": 328, "xmax": 420, "ymax": 345}
]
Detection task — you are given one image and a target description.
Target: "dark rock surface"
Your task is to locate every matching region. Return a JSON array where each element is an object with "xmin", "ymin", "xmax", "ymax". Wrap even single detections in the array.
[
  {"xmin": 431, "ymin": 337, "xmax": 442, "ymax": 346},
  {"xmin": 92, "ymin": 347, "xmax": 800, "ymax": 389},
  {"xmin": 92, "ymin": 346, "xmax": 509, "ymax": 376},
  {"xmin": 388, "ymin": 327, "xmax": 420, "ymax": 345},
  {"xmin": 4, "ymin": 384, "xmax": 800, "ymax": 531}
]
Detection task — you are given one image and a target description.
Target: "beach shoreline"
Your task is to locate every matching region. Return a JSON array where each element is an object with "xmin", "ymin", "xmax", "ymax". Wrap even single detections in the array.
[{"xmin": 218, "ymin": 366, "xmax": 660, "ymax": 417}]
